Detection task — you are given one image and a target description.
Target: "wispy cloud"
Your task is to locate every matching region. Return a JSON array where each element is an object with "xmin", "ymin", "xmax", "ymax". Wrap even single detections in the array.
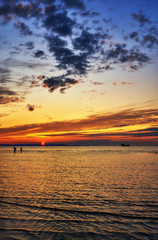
[
  {"xmin": 21, "ymin": 41, "xmax": 34, "ymax": 50},
  {"xmin": 14, "ymin": 21, "xmax": 33, "ymax": 36},
  {"xmin": 131, "ymin": 10, "xmax": 151, "ymax": 26},
  {"xmin": 0, "ymin": 86, "xmax": 17, "ymax": 96},
  {"xmin": 0, "ymin": 96, "xmax": 25, "ymax": 104},
  {"xmin": 0, "ymin": 67, "xmax": 12, "ymax": 84},
  {"xmin": 0, "ymin": 113, "xmax": 9, "ymax": 118},
  {"xmin": 0, "ymin": 107, "xmax": 157, "ymax": 142},
  {"xmin": 0, "ymin": 86, "xmax": 25, "ymax": 104}
]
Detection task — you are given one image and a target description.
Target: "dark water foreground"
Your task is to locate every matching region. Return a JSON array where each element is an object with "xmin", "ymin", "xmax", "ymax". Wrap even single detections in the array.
[{"xmin": 0, "ymin": 146, "xmax": 158, "ymax": 239}]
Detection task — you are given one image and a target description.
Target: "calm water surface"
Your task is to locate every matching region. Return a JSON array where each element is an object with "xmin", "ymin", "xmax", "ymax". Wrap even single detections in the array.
[{"xmin": 0, "ymin": 146, "xmax": 158, "ymax": 239}]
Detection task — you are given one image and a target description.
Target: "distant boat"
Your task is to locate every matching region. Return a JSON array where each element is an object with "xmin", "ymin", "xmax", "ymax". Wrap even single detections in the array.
[{"xmin": 121, "ymin": 143, "xmax": 130, "ymax": 146}]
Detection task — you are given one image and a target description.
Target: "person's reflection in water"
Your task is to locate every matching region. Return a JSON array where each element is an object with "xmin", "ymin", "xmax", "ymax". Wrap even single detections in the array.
[{"xmin": 14, "ymin": 147, "xmax": 16, "ymax": 153}]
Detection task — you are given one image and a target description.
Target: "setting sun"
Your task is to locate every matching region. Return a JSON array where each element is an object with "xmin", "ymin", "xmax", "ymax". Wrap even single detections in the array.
[{"xmin": 41, "ymin": 141, "xmax": 45, "ymax": 146}]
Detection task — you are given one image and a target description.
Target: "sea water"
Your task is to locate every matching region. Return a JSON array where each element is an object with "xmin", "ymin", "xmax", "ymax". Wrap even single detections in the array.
[{"xmin": 0, "ymin": 146, "xmax": 158, "ymax": 239}]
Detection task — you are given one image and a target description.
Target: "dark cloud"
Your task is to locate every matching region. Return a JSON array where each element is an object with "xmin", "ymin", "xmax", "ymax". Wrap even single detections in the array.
[
  {"xmin": 70, "ymin": 127, "xmax": 158, "ymax": 139},
  {"xmin": 27, "ymin": 62, "xmax": 49, "ymax": 68},
  {"xmin": 92, "ymin": 20, "xmax": 99, "ymax": 24},
  {"xmin": 34, "ymin": 50, "xmax": 45, "ymax": 58},
  {"xmin": 42, "ymin": 75, "xmax": 79, "ymax": 93},
  {"xmin": 14, "ymin": 21, "xmax": 33, "ymax": 35},
  {"xmin": 106, "ymin": 43, "xmax": 127, "ymax": 61},
  {"xmin": 27, "ymin": 104, "xmax": 35, "ymax": 111},
  {"xmin": 131, "ymin": 127, "xmax": 158, "ymax": 137},
  {"xmin": 0, "ymin": 67, "xmax": 10, "ymax": 74},
  {"xmin": 0, "ymin": 15, "xmax": 12, "ymax": 24},
  {"xmin": 0, "ymin": 86, "xmax": 17, "ymax": 95},
  {"xmin": 0, "ymin": 2, "xmax": 42, "ymax": 21},
  {"xmin": 46, "ymin": 34, "xmax": 89, "ymax": 74},
  {"xmin": 81, "ymin": 10, "xmax": 100, "ymax": 17},
  {"xmin": 129, "ymin": 65, "xmax": 139, "ymax": 71},
  {"xmin": 142, "ymin": 34, "xmax": 158, "ymax": 48},
  {"xmin": 131, "ymin": 10, "xmax": 151, "ymax": 26},
  {"xmin": 38, "ymin": 0, "xmax": 56, "ymax": 4},
  {"xmin": 73, "ymin": 30, "xmax": 99, "ymax": 54},
  {"xmin": 129, "ymin": 31, "xmax": 139, "ymax": 40},
  {"xmin": 103, "ymin": 18, "xmax": 112, "ymax": 23},
  {"xmin": 61, "ymin": 0, "xmax": 85, "ymax": 10},
  {"xmin": 46, "ymin": 34, "xmax": 67, "ymax": 50},
  {"xmin": 9, "ymin": 46, "xmax": 22, "ymax": 56},
  {"xmin": 0, "ymin": 96, "xmax": 25, "ymax": 104},
  {"xmin": 25, "ymin": 41, "xmax": 34, "ymax": 49},
  {"xmin": 26, "ymin": 104, "xmax": 41, "ymax": 111},
  {"xmin": 46, "ymin": 29, "xmax": 103, "ymax": 77},
  {"xmin": 0, "ymin": 85, "xmax": 25, "ymax": 104},
  {"xmin": 149, "ymin": 26, "xmax": 158, "ymax": 35},
  {"xmin": 1, "ymin": 58, "xmax": 50, "ymax": 69},
  {"xmin": 0, "ymin": 67, "xmax": 11, "ymax": 83},
  {"xmin": 43, "ymin": 5, "xmax": 75, "ymax": 36},
  {"xmin": 97, "ymin": 64, "xmax": 113, "ymax": 72},
  {"xmin": 105, "ymin": 43, "xmax": 150, "ymax": 69},
  {"xmin": 101, "ymin": 40, "xmax": 105, "ymax": 44},
  {"xmin": 20, "ymin": 41, "xmax": 34, "ymax": 50},
  {"xmin": 9, "ymin": 51, "xmax": 19, "ymax": 56},
  {"xmin": 128, "ymin": 30, "xmax": 158, "ymax": 49},
  {"xmin": 81, "ymin": 126, "xmax": 158, "ymax": 139}
]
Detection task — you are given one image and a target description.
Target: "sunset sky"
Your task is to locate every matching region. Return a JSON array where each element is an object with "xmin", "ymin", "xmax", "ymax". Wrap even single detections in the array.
[{"xmin": 0, "ymin": 0, "xmax": 158, "ymax": 145}]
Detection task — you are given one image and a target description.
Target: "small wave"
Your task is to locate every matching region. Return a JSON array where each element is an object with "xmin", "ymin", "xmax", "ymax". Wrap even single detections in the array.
[
  {"xmin": 0, "ymin": 227, "xmax": 40, "ymax": 240},
  {"xmin": 0, "ymin": 199, "xmax": 158, "ymax": 221},
  {"xmin": 1, "ymin": 228, "xmax": 156, "ymax": 240}
]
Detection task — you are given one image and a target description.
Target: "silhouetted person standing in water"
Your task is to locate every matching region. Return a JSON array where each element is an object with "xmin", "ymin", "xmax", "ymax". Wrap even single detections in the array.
[
  {"xmin": 14, "ymin": 147, "xmax": 16, "ymax": 153},
  {"xmin": 20, "ymin": 147, "xmax": 22, "ymax": 153}
]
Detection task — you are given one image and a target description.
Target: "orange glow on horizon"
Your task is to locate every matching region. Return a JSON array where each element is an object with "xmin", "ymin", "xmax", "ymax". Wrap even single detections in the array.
[
  {"xmin": 0, "ymin": 134, "xmax": 157, "ymax": 145},
  {"xmin": 0, "ymin": 106, "xmax": 157, "ymax": 145}
]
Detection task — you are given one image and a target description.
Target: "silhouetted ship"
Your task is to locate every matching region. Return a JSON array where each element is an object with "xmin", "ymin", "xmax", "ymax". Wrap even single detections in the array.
[{"xmin": 121, "ymin": 143, "xmax": 130, "ymax": 146}]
